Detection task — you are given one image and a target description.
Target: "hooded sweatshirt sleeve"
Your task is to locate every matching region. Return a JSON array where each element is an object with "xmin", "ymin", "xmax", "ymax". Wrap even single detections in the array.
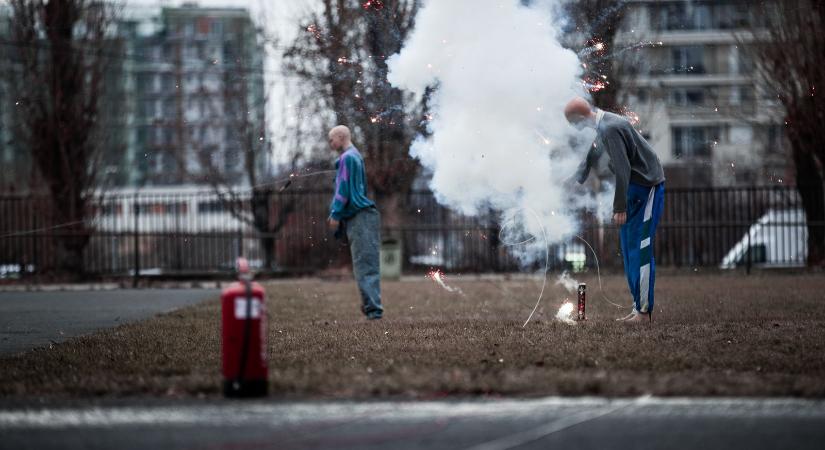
[
  {"xmin": 329, "ymin": 154, "xmax": 354, "ymax": 220},
  {"xmin": 575, "ymin": 146, "xmax": 594, "ymax": 185},
  {"xmin": 602, "ymin": 125, "xmax": 633, "ymax": 213},
  {"xmin": 576, "ymin": 142, "xmax": 604, "ymax": 185}
]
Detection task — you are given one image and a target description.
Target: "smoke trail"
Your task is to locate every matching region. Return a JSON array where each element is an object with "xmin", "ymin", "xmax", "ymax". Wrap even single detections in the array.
[
  {"xmin": 555, "ymin": 270, "xmax": 579, "ymax": 294},
  {"xmin": 388, "ymin": 0, "xmax": 594, "ymax": 261}
]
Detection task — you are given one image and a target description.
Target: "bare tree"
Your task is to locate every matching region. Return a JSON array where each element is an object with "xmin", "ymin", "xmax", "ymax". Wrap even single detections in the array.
[
  {"xmin": 563, "ymin": 0, "xmax": 630, "ymax": 112},
  {"xmin": 170, "ymin": 16, "xmax": 301, "ymax": 272},
  {"xmin": 282, "ymin": 0, "xmax": 424, "ymax": 229},
  {"xmin": 740, "ymin": 0, "xmax": 825, "ymax": 266},
  {"xmin": 6, "ymin": 0, "xmax": 117, "ymax": 276}
]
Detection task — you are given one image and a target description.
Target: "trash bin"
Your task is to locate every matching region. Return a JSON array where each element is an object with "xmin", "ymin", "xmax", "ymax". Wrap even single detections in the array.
[{"xmin": 380, "ymin": 237, "xmax": 402, "ymax": 280}]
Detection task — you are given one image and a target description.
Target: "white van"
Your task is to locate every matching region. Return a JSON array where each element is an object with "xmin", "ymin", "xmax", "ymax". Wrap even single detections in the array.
[{"xmin": 719, "ymin": 208, "xmax": 807, "ymax": 269}]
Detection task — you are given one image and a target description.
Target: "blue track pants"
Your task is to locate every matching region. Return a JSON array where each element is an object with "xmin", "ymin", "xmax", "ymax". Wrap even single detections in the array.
[{"xmin": 620, "ymin": 182, "xmax": 665, "ymax": 314}]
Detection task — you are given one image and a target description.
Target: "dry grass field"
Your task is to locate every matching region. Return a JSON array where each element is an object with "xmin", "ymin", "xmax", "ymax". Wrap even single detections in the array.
[{"xmin": 2, "ymin": 272, "xmax": 825, "ymax": 399}]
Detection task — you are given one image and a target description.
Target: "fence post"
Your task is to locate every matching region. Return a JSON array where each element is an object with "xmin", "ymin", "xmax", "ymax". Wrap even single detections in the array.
[
  {"xmin": 746, "ymin": 187, "xmax": 753, "ymax": 275},
  {"xmin": 133, "ymin": 193, "xmax": 140, "ymax": 288},
  {"xmin": 175, "ymin": 200, "xmax": 182, "ymax": 272},
  {"xmin": 237, "ymin": 193, "xmax": 244, "ymax": 260}
]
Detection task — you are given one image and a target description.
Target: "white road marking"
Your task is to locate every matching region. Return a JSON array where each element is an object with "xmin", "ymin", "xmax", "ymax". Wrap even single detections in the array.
[
  {"xmin": 463, "ymin": 396, "xmax": 644, "ymax": 450},
  {"xmin": 1, "ymin": 397, "xmax": 824, "ymax": 429}
]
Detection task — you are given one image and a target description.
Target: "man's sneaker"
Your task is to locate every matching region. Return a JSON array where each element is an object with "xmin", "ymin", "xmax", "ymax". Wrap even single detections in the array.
[
  {"xmin": 366, "ymin": 312, "xmax": 383, "ymax": 320},
  {"xmin": 616, "ymin": 310, "xmax": 637, "ymax": 321},
  {"xmin": 623, "ymin": 310, "xmax": 651, "ymax": 324}
]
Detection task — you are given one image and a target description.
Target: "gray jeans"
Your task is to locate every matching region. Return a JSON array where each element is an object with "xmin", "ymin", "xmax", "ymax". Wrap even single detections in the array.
[{"xmin": 345, "ymin": 207, "xmax": 383, "ymax": 317}]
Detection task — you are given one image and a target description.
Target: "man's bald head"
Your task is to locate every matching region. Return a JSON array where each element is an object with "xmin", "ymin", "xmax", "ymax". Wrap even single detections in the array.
[
  {"xmin": 328, "ymin": 125, "xmax": 352, "ymax": 152},
  {"xmin": 564, "ymin": 97, "xmax": 596, "ymax": 129}
]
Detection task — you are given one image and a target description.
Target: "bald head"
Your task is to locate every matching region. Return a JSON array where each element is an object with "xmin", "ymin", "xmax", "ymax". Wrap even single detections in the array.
[
  {"xmin": 564, "ymin": 97, "xmax": 596, "ymax": 129},
  {"xmin": 328, "ymin": 125, "xmax": 352, "ymax": 152}
]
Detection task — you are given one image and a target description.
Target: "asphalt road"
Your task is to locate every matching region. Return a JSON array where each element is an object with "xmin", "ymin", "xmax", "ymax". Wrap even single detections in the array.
[
  {"xmin": 0, "ymin": 397, "xmax": 823, "ymax": 450},
  {"xmin": 0, "ymin": 288, "xmax": 219, "ymax": 356}
]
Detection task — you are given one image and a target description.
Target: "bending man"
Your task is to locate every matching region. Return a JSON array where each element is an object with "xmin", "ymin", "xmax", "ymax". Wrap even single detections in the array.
[{"xmin": 565, "ymin": 97, "xmax": 665, "ymax": 323}]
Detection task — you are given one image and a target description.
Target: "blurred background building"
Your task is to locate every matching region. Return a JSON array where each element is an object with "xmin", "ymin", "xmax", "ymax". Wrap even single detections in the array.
[
  {"xmin": 0, "ymin": 3, "xmax": 268, "ymax": 191},
  {"xmin": 0, "ymin": 4, "xmax": 19, "ymax": 192},
  {"xmin": 617, "ymin": 0, "xmax": 789, "ymax": 187}
]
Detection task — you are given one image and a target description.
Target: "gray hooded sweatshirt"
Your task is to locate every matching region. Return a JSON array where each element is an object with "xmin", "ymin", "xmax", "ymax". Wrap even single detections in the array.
[{"xmin": 576, "ymin": 111, "xmax": 665, "ymax": 213}]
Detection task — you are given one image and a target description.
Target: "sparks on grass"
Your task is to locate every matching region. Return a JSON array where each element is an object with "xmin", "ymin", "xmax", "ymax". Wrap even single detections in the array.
[
  {"xmin": 427, "ymin": 269, "xmax": 464, "ymax": 295},
  {"xmin": 555, "ymin": 301, "xmax": 576, "ymax": 325}
]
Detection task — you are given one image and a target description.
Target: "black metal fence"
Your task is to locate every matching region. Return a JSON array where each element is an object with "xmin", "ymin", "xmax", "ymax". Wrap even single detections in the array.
[{"xmin": 0, "ymin": 185, "xmax": 820, "ymax": 279}]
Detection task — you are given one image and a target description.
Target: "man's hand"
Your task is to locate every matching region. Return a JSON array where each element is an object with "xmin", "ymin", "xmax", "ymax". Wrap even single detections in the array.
[
  {"xmin": 327, "ymin": 217, "xmax": 339, "ymax": 231},
  {"xmin": 613, "ymin": 212, "xmax": 627, "ymax": 225}
]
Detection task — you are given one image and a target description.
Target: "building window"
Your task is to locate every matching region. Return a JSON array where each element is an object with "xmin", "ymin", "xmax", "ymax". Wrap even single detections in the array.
[
  {"xmin": 163, "ymin": 98, "xmax": 176, "ymax": 117},
  {"xmin": 717, "ymin": 3, "xmax": 750, "ymax": 29},
  {"xmin": 161, "ymin": 73, "xmax": 175, "ymax": 91},
  {"xmin": 672, "ymin": 126, "xmax": 718, "ymax": 159},
  {"xmin": 137, "ymin": 73, "xmax": 156, "ymax": 93},
  {"xmin": 188, "ymin": 126, "xmax": 199, "ymax": 142},
  {"xmin": 158, "ymin": 151, "xmax": 178, "ymax": 174},
  {"xmin": 203, "ymin": 73, "xmax": 220, "ymax": 91},
  {"xmin": 186, "ymin": 98, "xmax": 200, "ymax": 120},
  {"xmin": 210, "ymin": 20, "xmax": 223, "ymax": 38},
  {"xmin": 689, "ymin": 4, "xmax": 711, "ymax": 30},
  {"xmin": 197, "ymin": 17, "xmax": 211, "ymax": 35},
  {"xmin": 184, "ymin": 44, "xmax": 197, "ymax": 60},
  {"xmin": 671, "ymin": 46, "xmax": 705, "ymax": 74},
  {"xmin": 737, "ymin": 51, "xmax": 753, "ymax": 75},
  {"xmin": 670, "ymin": 88, "xmax": 705, "ymax": 106},
  {"xmin": 162, "ymin": 43, "xmax": 174, "ymax": 60},
  {"xmin": 152, "ymin": 127, "xmax": 164, "ymax": 146},
  {"xmin": 767, "ymin": 124, "xmax": 785, "ymax": 154},
  {"xmin": 653, "ymin": 2, "xmax": 712, "ymax": 31},
  {"xmin": 163, "ymin": 128, "xmax": 176, "ymax": 146},
  {"xmin": 224, "ymin": 149, "xmax": 241, "ymax": 172},
  {"xmin": 136, "ymin": 202, "xmax": 187, "ymax": 215},
  {"xmin": 140, "ymin": 99, "xmax": 156, "ymax": 119},
  {"xmin": 136, "ymin": 127, "xmax": 149, "ymax": 146}
]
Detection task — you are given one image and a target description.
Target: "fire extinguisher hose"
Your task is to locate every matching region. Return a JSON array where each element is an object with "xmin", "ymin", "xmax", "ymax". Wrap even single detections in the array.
[{"xmin": 235, "ymin": 279, "xmax": 254, "ymax": 387}]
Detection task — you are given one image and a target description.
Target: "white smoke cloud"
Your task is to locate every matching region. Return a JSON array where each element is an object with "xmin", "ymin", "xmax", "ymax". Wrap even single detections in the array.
[
  {"xmin": 388, "ymin": 0, "xmax": 600, "ymax": 261},
  {"xmin": 555, "ymin": 301, "xmax": 577, "ymax": 325}
]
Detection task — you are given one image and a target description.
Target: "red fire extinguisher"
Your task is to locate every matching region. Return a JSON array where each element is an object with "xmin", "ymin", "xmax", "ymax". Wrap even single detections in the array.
[{"xmin": 221, "ymin": 257, "xmax": 268, "ymax": 397}]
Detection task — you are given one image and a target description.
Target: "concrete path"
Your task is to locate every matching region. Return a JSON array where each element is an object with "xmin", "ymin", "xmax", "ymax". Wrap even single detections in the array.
[
  {"xmin": 0, "ymin": 397, "xmax": 823, "ymax": 450},
  {"xmin": 0, "ymin": 289, "xmax": 219, "ymax": 356}
]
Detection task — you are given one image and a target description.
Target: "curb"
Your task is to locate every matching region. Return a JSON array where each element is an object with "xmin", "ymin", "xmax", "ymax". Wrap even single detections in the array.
[{"xmin": 0, "ymin": 281, "xmax": 225, "ymax": 292}]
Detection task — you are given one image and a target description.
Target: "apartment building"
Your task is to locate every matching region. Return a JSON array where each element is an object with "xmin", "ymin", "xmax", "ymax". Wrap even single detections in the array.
[
  {"xmin": 121, "ymin": 4, "xmax": 268, "ymax": 186},
  {"xmin": 617, "ymin": 0, "xmax": 789, "ymax": 187},
  {"xmin": 0, "ymin": 3, "xmax": 268, "ymax": 190}
]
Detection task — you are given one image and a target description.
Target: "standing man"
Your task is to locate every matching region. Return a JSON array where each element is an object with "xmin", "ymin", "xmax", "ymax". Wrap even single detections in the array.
[
  {"xmin": 327, "ymin": 125, "xmax": 384, "ymax": 320},
  {"xmin": 564, "ymin": 97, "xmax": 665, "ymax": 323}
]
